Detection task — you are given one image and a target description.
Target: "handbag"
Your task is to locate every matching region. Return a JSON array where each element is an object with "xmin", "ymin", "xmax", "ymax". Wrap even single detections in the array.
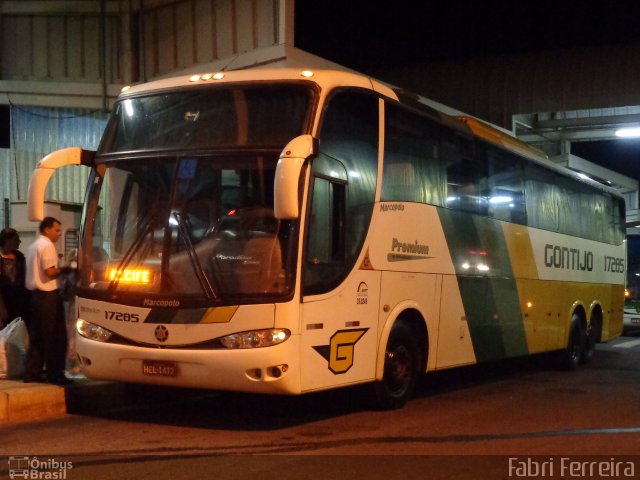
[{"xmin": 0, "ymin": 317, "xmax": 29, "ymax": 379}]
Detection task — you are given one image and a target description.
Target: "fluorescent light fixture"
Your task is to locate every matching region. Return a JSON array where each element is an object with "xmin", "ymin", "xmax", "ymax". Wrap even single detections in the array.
[
  {"xmin": 615, "ymin": 127, "xmax": 640, "ymax": 138},
  {"xmin": 489, "ymin": 196, "xmax": 513, "ymax": 204}
]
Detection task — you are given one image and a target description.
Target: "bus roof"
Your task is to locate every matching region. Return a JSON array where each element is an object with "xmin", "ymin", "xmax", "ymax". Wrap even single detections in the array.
[
  {"xmin": 117, "ymin": 68, "xmax": 621, "ymax": 198},
  {"xmin": 118, "ymin": 68, "xmax": 399, "ymax": 102},
  {"xmin": 458, "ymin": 116, "xmax": 623, "ymax": 196},
  {"xmin": 455, "ymin": 116, "xmax": 548, "ymax": 162}
]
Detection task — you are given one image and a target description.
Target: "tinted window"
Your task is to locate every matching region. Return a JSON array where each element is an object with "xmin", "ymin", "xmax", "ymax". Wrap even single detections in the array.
[
  {"xmin": 382, "ymin": 104, "xmax": 446, "ymax": 204},
  {"xmin": 483, "ymin": 144, "xmax": 526, "ymax": 224},
  {"xmin": 304, "ymin": 90, "xmax": 378, "ymax": 294},
  {"xmin": 525, "ymin": 161, "xmax": 624, "ymax": 244},
  {"xmin": 382, "ymin": 102, "xmax": 473, "ymax": 211},
  {"xmin": 99, "ymin": 84, "xmax": 313, "ymax": 153}
]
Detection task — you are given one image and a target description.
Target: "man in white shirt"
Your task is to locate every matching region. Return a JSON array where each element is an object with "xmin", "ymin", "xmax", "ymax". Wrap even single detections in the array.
[{"xmin": 24, "ymin": 217, "xmax": 73, "ymax": 385}]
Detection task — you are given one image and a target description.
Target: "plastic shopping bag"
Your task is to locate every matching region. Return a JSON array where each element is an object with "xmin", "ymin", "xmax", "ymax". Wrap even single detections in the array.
[{"xmin": 0, "ymin": 317, "xmax": 29, "ymax": 379}]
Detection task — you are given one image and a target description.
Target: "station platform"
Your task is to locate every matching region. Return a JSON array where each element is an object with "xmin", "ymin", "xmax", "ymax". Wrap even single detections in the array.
[
  {"xmin": 0, "ymin": 379, "xmax": 66, "ymax": 424},
  {"xmin": 0, "ymin": 376, "xmax": 211, "ymax": 425},
  {"xmin": 0, "ymin": 376, "xmax": 127, "ymax": 425}
]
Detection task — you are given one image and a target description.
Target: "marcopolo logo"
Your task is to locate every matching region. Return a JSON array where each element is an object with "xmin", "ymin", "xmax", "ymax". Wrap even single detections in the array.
[
  {"xmin": 8, "ymin": 456, "xmax": 73, "ymax": 479},
  {"xmin": 380, "ymin": 203, "xmax": 404, "ymax": 212},
  {"xmin": 143, "ymin": 298, "xmax": 181, "ymax": 307}
]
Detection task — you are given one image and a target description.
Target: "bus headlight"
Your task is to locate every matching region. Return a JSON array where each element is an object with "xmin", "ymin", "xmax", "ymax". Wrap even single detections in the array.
[
  {"xmin": 219, "ymin": 329, "xmax": 290, "ymax": 349},
  {"xmin": 77, "ymin": 319, "xmax": 113, "ymax": 343}
]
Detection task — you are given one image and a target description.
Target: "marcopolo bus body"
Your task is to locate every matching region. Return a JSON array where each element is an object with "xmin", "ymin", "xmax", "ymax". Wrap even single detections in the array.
[{"xmin": 28, "ymin": 68, "xmax": 625, "ymax": 408}]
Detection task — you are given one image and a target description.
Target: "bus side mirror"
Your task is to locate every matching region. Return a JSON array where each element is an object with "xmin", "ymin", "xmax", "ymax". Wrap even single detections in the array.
[
  {"xmin": 28, "ymin": 147, "xmax": 95, "ymax": 221},
  {"xmin": 274, "ymin": 135, "xmax": 318, "ymax": 220}
]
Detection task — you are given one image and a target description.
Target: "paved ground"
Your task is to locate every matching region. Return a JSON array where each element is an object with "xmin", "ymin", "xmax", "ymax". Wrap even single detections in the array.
[
  {"xmin": 1, "ymin": 331, "xmax": 639, "ymax": 426},
  {"xmin": 1, "ymin": 334, "xmax": 639, "ymax": 480}
]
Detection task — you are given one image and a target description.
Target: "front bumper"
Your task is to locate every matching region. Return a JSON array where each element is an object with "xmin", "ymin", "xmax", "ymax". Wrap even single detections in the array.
[{"xmin": 75, "ymin": 333, "xmax": 301, "ymax": 394}]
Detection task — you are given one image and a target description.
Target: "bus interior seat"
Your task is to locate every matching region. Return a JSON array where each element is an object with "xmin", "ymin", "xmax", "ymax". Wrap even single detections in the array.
[{"xmin": 237, "ymin": 235, "xmax": 284, "ymax": 293}]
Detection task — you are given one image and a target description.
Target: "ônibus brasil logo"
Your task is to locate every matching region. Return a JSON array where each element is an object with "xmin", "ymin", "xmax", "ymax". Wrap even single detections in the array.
[{"xmin": 8, "ymin": 456, "xmax": 73, "ymax": 479}]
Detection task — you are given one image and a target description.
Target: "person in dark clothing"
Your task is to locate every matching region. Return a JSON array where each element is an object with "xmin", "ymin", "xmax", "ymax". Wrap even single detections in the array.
[{"xmin": 0, "ymin": 228, "xmax": 29, "ymax": 329}]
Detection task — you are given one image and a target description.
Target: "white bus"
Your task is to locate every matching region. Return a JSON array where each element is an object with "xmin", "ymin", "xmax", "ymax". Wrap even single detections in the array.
[{"xmin": 28, "ymin": 69, "xmax": 625, "ymax": 408}]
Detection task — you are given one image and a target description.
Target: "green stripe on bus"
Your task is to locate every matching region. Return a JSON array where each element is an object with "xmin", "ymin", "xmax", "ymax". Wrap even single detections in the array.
[{"xmin": 438, "ymin": 208, "xmax": 529, "ymax": 362}]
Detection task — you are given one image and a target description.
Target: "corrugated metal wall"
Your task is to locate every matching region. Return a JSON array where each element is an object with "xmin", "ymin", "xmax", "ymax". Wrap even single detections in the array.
[
  {"xmin": 0, "ymin": 149, "xmax": 10, "ymax": 227},
  {"xmin": 140, "ymin": 0, "xmax": 279, "ymax": 79},
  {"xmin": 0, "ymin": 0, "xmax": 284, "ymax": 228},
  {"xmin": 8, "ymin": 105, "xmax": 109, "ymax": 205},
  {"xmin": 1, "ymin": 0, "xmax": 282, "ymax": 85},
  {"xmin": 1, "ymin": 7, "xmax": 119, "ymax": 83}
]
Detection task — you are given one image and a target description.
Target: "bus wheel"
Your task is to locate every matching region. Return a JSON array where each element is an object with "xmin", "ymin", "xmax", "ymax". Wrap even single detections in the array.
[
  {"xmin": 583, "ymin": 318, "xmax": 602, "ymax": 363},
  {"xmin": 372, "ymin": 321, "xmax": 419, "ymax": 410},
  {"xmin": 582, "ymin": 321, "xmax": 599, "ymax": 364},
  {"xmin": 557, "ymin": 316, "xmax": 586, "ymax": 370}
]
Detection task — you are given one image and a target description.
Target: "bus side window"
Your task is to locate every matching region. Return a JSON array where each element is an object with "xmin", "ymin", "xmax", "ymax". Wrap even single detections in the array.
[
  {"xmin": 382, "ymin": 102, "xmax": 446, "ymax": 205},
  {"xmin": 383, "ymin": 162, "xmax": 417, "ymax": 201},
  {"xmin": 444, "ymin": 135, "xmax": 486, "ymax": 215},
  {"xmin": 484, "ymin": 144, "xmax": 526, "ymax": 224},
  {"xmin": 304, "ymin": 173, "xmax": 347, "ymax": 292},
  {"xmin": 304, "ymin": 89, "xmax": 378, "ymax": 295}
]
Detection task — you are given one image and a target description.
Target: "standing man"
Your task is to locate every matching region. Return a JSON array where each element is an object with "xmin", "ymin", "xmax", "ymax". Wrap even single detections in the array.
[{"xmin": 24, "ymin": 216, "xmax": 73, "ymax": 385}]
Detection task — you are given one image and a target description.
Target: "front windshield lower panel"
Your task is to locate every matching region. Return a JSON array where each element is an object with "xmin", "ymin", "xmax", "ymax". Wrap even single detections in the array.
[{"xmin": 79, "ymin": 154, "xmax": 297, "ymax": 306}]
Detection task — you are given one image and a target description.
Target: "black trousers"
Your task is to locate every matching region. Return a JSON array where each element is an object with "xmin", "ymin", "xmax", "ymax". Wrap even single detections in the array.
[{"xmin": 25, "ymin": 289, "xmax": 67, "ymax": 379}]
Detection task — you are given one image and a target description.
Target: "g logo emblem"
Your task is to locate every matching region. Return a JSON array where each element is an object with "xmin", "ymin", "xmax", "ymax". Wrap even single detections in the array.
[
  {"xmin": 313, "ymin": 328, "xmax": 368, "ymax": 374},
  {"xmin": 154, "ymin": 325, "xmax": 169, "ymax": 342}
]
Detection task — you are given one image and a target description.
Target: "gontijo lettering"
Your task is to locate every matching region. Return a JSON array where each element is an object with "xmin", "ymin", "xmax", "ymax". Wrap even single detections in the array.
[{"xmin": 544, "ymin": 244, "xmax": 593, "ymax": 271}]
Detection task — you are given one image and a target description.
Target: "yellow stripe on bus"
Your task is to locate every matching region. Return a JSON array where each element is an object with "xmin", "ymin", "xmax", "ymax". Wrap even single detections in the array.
[
  {"xmin": 502, "ymin": 223, "xmax": 539, "ymax": 280},
  {"xmin": 516, "ymin": 279, "xmax": 624, "ymax": 354},
  {"xmin": 200, "ymin": 305, "xmax": 239, "ymax": 323}
]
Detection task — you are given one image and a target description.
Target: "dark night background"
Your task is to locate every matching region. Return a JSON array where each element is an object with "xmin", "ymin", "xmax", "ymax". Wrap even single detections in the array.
[
  {"xmin": 3, "ymin": 2, "xmax": 640, "ymax": 173},
  {"xmin": 297, "ymin": 0, "xmax": 640, "ymax": 282},
  {"xmin": 295, "ymin": 0, "xmax": 640, "ymax": 70},
  {"xmin": 295, "ymin": 0, "xmax": 640, "ymax": 180}
]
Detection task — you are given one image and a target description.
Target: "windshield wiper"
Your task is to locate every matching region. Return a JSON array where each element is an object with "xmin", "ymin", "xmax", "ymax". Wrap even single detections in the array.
[
  {"xmin": 108, "ymin": 210, "xmax": 156, "ymax": 292},
  {"xmin": 172, "ymin": 211, "xmax": 219, "ymax": 301}
]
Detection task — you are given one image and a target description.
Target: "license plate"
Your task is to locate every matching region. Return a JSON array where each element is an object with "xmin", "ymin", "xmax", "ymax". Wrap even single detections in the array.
[{"xmin": 142, "ymin": 360, "xmax": 179, "ymax": 377}]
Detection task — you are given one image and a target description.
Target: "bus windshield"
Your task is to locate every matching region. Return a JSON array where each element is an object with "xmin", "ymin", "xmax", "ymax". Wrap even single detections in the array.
[
  {"xmin": 99, "ymin": 83, "xmax": 314, "ymax": 153},
  {"xmin": 78, "ymin": 82, "xmax": 315, "ymax": 306},
  {"xmin": 80, "ymin": 154, "xmax": 297, "ymax": 305}
]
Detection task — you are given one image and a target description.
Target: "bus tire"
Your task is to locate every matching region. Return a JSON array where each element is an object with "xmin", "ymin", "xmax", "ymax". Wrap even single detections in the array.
[
  {"xmin": 557, "ymin": 316, "xmax": 586, "ymax": 370},
  {"xmin": 582, "ymin": 320, "xmax": 600, "ymax": 364},
  {"xmin": 372, "ymin": 321, "xmax": 420, "ymax": 410}
]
